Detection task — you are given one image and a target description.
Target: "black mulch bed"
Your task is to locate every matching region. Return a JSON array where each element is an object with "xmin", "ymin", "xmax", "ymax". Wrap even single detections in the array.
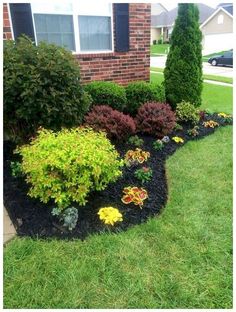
[{"xmin": 4, "ymin": 114, "xmax": 232, "ymax": 240}]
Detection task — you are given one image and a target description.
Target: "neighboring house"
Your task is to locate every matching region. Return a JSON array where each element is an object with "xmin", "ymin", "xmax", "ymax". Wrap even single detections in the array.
[
  {"xmin": 3, "ymin": 2, "xmax": 151, "ymax": 85},
  {"xmin": 200, "ymin": 3, "xmax": 233, "ymax": 55},
  {"xmin": 150, "ymin": 3, "xmax": 167, "ymax": 44},
  {"xmin": 151, "ymin": 3, "xmax": 215, "ymax": 44}
]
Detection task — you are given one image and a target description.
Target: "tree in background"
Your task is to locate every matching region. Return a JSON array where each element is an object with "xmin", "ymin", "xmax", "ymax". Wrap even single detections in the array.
[{"xmin": 164, "ymin": 3, "xmax": 202, "ymax": 108}]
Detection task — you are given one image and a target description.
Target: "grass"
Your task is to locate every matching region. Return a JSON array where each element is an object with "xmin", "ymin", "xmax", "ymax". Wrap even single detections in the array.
[
  {"xmin": 151, "ymin": 44, "xmax": 170, "ymax": 56},
  {"xmin": 4, "ymin": 83, "xmax": 232, "ymax": 308},
  {"xmin": 150, "ymin": 67, "xmax": 233, "ymax": 84},
  {"xmin": 150, "ymin": 73, "xmax": 233, "ymax": 114}
]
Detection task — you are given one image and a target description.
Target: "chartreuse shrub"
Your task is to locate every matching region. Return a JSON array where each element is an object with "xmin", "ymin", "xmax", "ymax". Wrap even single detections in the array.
[
  {"xmin": 164, "ymin": 4, "xmax": 202, "ymax": 108},
  {"xmin": 84, "ymin": 81, "xmax": 127, "ymax": 111},
  {"xmin": 15, "ymin": 127, "xmax": 124, "ymax": 211},
  {"xmin": 4, "ymin": 35, "xmax": 91, "ymax": 142},
  {"xmin": 125, "ymin": 81, "xmax": 166, "ymax": 115},
  {"xmin": 176, "ymin": 101, "xmax": 200, "ymax": 125}
]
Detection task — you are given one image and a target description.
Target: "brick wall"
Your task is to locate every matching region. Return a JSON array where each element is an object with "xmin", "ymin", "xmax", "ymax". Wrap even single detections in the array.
[
  {"xmin": 76, "ymin": 4, "xmax": 151, "ymax": 85},
  {"xmin": 3, "ymin": 3, "xmax": 12, "ymax": 39},
  {"xmin": 3, "ymin": 3, "xmax": 151, "ymax": 85}
]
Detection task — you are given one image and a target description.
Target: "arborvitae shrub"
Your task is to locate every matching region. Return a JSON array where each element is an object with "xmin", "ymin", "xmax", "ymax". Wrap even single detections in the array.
[
  {"xmin": 85, "ymin": 105, "xmax": 136, "ymax": 141},
  {"xmin": 125, "ymin": 81, "xmax": 166, "ymax": 115},
  {"xmin": 164, "ymin": 4, "xmax": 203, "ymax": 108},
  {"xmin": 136, "ymin": 102, "xmax": 176, "ymax": 138},
  {"xmin": 4, "ymin": 36, "xmax": 91, "ymax": 142},
  {"xmin": 16, "ymin": 127, "xmax": 124, "ymax": 211},
  {"xmin": 84, "ymin": 81, "xmax": 127, "ymax": 111}
]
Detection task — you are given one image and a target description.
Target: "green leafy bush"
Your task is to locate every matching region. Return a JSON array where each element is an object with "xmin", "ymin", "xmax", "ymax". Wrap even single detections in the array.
[
  {"xmin": 176, "ymin": 101, "xmax": 200, "ymax": 125},
  {"xmin": 84, "ymin": 81, "xmax": 127, "ymax": 111},
  {"xmin": 4, "ymin": 35, "xmax": 91, "ymax": 142},
  {"xmin": 16, "ymin": 127, "xmax": 124, "ymax": 211},
  {"xmin": 125, "ymin": 81, "xmax": 165, "ymax": 115}
]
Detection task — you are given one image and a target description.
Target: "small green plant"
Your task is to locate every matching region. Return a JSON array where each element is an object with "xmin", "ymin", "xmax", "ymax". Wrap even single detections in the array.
[
  {"xmin": 153, "ymin": 139, "xmax": 164, "ymax": 151},
  {"xmin": 16, "ymin": 127, "xmax": 124, "ymax": 211},
  {"xmin": 187, "ymin": 126, "xmax": 199, "ymax": 137},
  {"xmin": 10, "ymin": 161, "xmax": 23, "ymax": 178},
  {"xmin": 174, "ymin": 123, "xmax": 183, "ymax": 131},
  {"xmin": 176, "ymin": 101, "xmax": 200, "ymax": 125},
  {"xmin": 127, "ymin": 135, "xmax": 144, "ymax": 147},
  {"xmin": 52, "ymin": 207, "xmax": 78, "ymax": 231},
  {"xmin": 134, "ymin": 167, "xmax": 153, "ymax": 184}
]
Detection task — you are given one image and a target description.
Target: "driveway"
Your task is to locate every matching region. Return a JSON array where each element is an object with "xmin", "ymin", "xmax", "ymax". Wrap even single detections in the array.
[{"xmin": 151, "ymin": 56, "xmax": 233, "ymax": 78}]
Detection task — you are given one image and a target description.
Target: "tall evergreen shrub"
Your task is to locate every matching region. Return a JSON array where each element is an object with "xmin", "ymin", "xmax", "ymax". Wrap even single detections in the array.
[{"xmin": 164, "ymin": 4, "xmax": 203, "ymax": 108}]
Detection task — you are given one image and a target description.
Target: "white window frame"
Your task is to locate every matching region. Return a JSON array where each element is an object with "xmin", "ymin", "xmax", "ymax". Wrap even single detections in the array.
[{"xmin": 30, "ymin": 1, "xmax": 114, "ymax": 54}]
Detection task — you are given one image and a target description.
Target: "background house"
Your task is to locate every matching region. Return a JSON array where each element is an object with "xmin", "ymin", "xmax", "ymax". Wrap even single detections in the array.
[
  {"xmin": 151, "ymin": 3, "xmax": 215, "ymax": 44},
  {"xmin": 3, "ymin": 1, "xmax": 151, "ymax": 85},
  {"xmin": 200, "ymin": 3, "xmax": 233, "ymax": 55}
]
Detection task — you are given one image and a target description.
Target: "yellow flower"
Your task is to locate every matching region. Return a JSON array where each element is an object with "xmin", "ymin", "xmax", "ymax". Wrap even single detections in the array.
[
  {"xmin": 203, "ymin": 120, "xmax": 219, "ymax": 128},
  {"xmin": 172, "ymin": 136, "xmax": 184, "ymax": 144},
  {"xmin": 98, "ymin": 207, "xmax": 123, "ymax": 226},
  {"xmin": 124, "ymin": 148, "xmax": 150, "ymax": 164},
  {"xmin": 218, "ymin": 112, "xmax": 227, "ymax": 118}
]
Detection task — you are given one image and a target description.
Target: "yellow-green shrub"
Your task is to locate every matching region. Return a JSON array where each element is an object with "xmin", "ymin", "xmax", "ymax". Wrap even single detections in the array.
[{"xmin": 16, "ymin": 127, "xmax": 124, "ymax": 210}]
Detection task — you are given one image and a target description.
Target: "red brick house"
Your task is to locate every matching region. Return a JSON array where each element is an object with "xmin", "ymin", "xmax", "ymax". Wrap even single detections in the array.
[{"xmin": 3, "ymin": 2, "xmax": 150, "ymax": 85}]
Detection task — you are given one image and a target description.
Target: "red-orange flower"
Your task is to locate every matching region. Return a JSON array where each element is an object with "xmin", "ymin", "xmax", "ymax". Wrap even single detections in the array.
[{"xmin": 121, "ymin": 186, "xmax": 148, "ymax": 208}]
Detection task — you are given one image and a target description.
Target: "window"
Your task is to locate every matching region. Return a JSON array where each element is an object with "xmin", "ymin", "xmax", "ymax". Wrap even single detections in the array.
[
  {"xmin": 34, "ymin": 14, "xmax": 75, "ymax": 50},
  {"xmin": 78, "ymin": 16, "xmax": 112, "ymax": 51},
  {"xmin": 217, "ymin": 14, "xmax": 224, "ymax": 24},
  {"xmin": 31, "ymin": 1, "xmax": 113, "ymax": 53}
]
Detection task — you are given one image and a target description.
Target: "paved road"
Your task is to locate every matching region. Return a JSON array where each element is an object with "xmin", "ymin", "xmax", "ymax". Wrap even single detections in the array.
[{"xmin": 151, "ymin": 56, "xmax": 233, "ymax": 78}]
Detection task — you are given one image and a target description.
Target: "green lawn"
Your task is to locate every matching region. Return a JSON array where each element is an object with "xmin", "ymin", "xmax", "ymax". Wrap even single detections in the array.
[
  {"xmin": 150, "ymin": 67, "xmax": 233, "ymax": 84},
  {"xmin": 4, "ymin": 81, "xmax": 232, "ymax": 308},
  {"xmin": 150, "ymin": 73, "xmax": 233, "ymax": 114},
  {"xmin": 151, "ymin": 44, "xmax": 170, "ymax": 56}
]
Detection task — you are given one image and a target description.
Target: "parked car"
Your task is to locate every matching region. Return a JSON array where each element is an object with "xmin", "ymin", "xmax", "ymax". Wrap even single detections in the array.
[{"xmin": 208, "ymin": 50, "xmax": 233, "ymax": 67}]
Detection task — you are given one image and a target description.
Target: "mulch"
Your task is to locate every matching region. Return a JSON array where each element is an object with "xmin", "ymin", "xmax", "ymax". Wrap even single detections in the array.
[{"xmin": 3, "ymin": 114, "xmax": 232, "ymax": 241}]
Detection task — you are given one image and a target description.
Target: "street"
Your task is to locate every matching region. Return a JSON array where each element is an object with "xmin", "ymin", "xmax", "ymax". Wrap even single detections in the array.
[{"xmin": 151, "ymin": 56, "xmax": 233, "ymax": 78}]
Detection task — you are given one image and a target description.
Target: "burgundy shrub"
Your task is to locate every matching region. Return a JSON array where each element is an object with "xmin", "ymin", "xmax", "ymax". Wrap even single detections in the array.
[
  {"xmin": 85, "ymin": 105, "xmax": 136, "ymax": 141},
  {"xmin": 135, "ymin": 102, "xmax": 176, "ymax": 138}
]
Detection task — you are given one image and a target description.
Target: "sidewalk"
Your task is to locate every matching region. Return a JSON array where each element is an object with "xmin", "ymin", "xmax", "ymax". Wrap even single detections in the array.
[{"xmin": 4, "ymin": 206, "xmax": 16, "ymax": 244}]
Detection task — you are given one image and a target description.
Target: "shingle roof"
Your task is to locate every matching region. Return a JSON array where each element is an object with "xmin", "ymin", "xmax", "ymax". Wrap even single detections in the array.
[
  {"xmin": 218, "ymin": 3, "xmax": 233, "ymax": 15},
  {"xmin": 151, "ymin": 3, "xmax": 215, "ymax": 27}
]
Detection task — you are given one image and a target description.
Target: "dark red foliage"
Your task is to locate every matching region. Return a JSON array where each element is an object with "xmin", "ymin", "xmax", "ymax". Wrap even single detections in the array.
[
  {"xmin": 85, "ymin": 105, "xmax": 136, "ymax": 141},
  {"xmin": 135, "ymin": 102, "xmax": 176, "ymax": 138},
  {"xmin": 199, "ymin": 110, "xmax": 206, "ymax": 121}
]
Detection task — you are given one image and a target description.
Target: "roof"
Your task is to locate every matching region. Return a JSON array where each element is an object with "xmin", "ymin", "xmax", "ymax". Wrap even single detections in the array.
[
  {"xmin": 151, "ymin": 3, "xmax": 215, "ymax": 27},
  {"xmin": 200, "ymin": 6, "xmax": 233, "ymax": 29},
  {"xmin": 217, "ymin": 3, "xmax": 233, "ymax": 15}
]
